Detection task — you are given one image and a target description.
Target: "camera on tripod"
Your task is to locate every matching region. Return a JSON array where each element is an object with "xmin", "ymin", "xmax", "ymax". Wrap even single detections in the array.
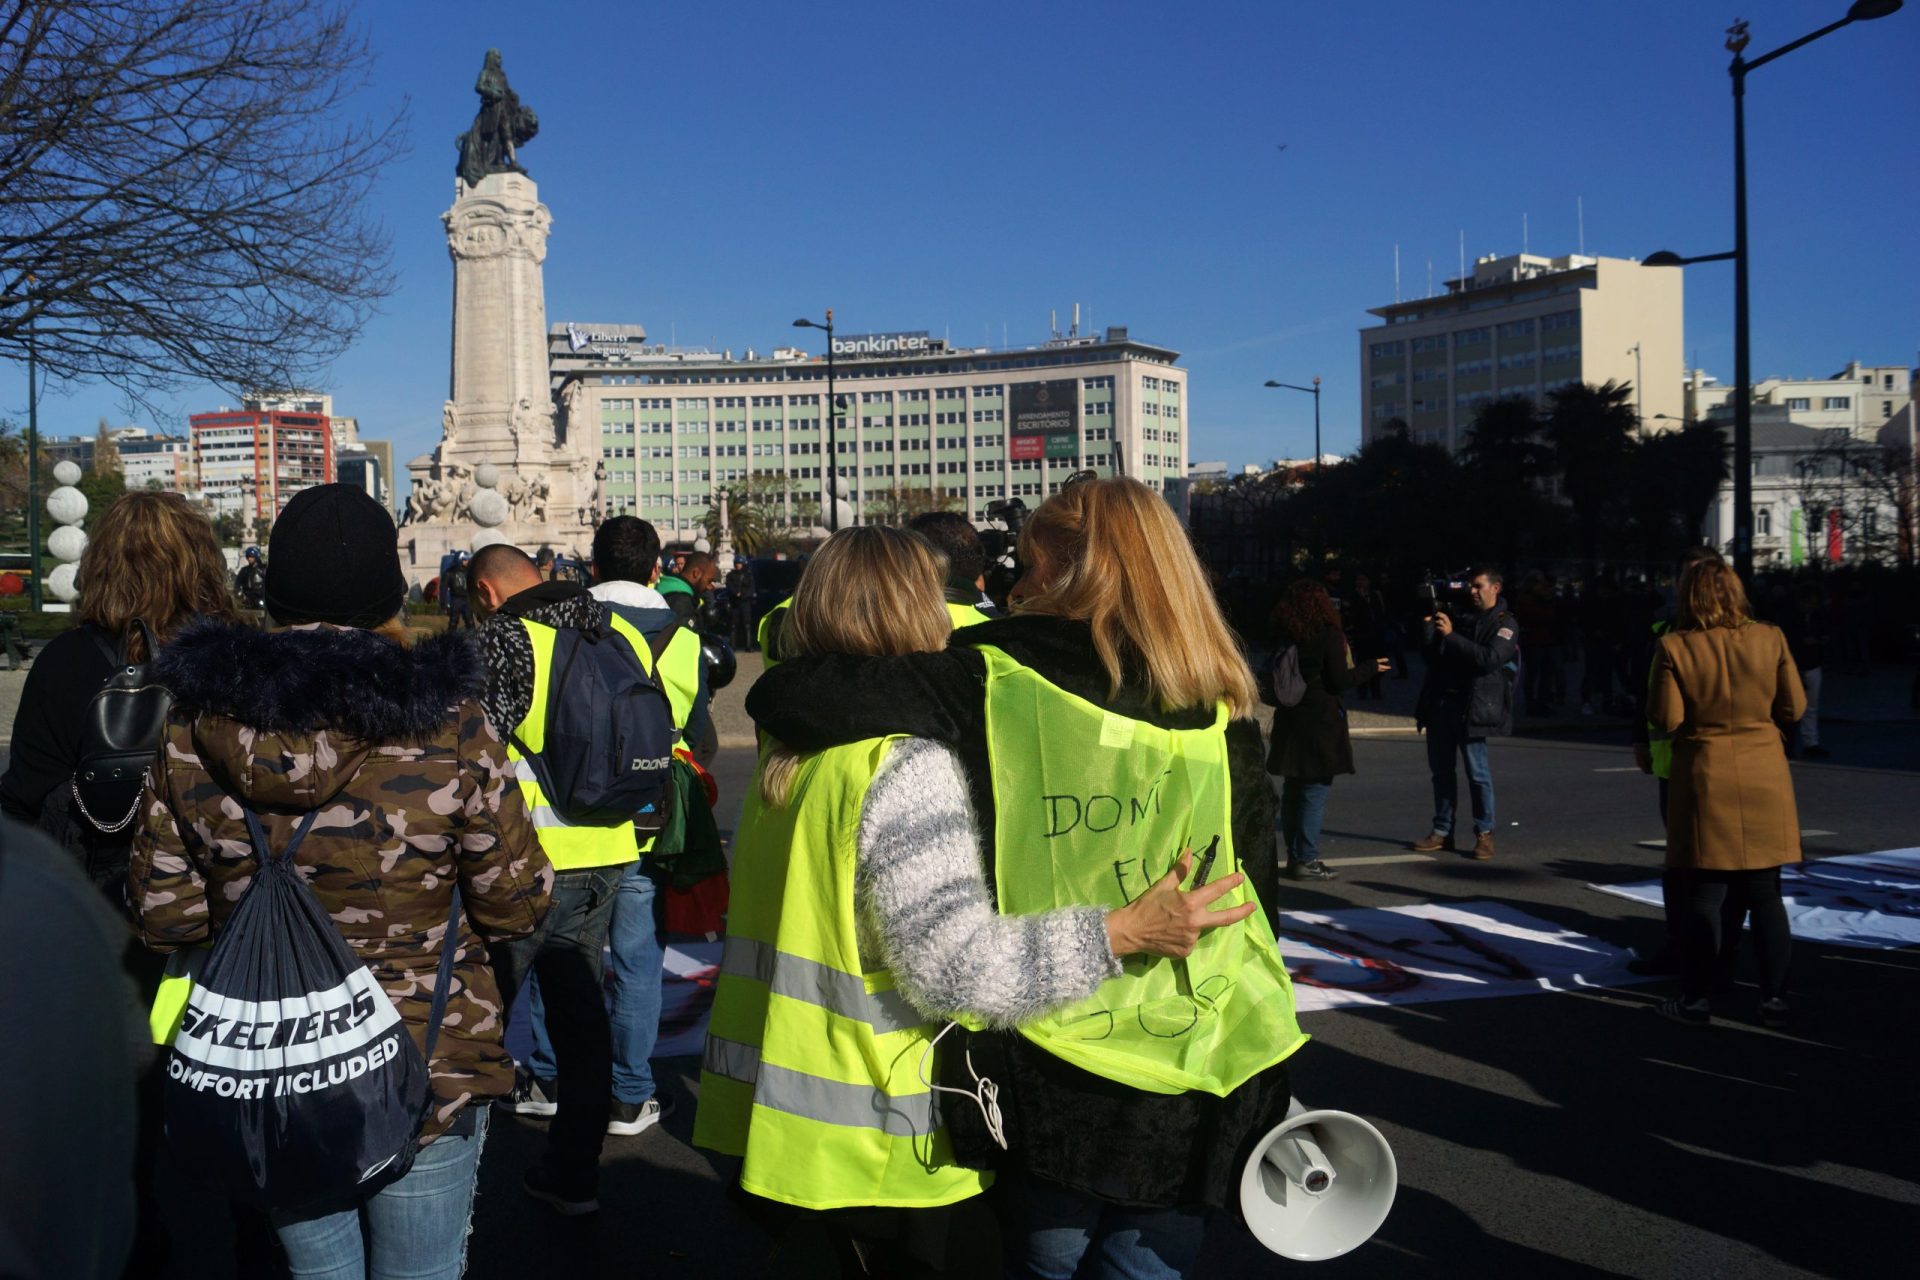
[{"xmin": 1416, "ymin": 571, "xmax": 1474, "ymax": 620}]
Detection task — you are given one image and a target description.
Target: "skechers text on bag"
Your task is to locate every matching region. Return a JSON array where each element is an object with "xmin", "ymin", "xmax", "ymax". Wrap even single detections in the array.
[
  {"xmin": 509, "ymin": 613, "xmax": 681, "ymax": 833},
  {"xmin": 71, "ymin": 620, "xmax": 173, "ymax": 834},
  {"xmin": 161, "ymin": 808, "xmax": 463, "ymax": 1210}
]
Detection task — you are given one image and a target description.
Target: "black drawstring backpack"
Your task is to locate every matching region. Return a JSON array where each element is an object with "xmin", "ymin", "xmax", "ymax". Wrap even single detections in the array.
[{"xmin": 161, "ymin": 808, "xmax": 463, "ymax": 1211}]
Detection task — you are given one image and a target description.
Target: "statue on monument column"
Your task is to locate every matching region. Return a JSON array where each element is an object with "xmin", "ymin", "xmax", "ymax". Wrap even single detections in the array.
[
  {"xmin": 441, "ymin": 400, "xmax": 460, "ymax": 445},
  {"xmin": 587, "ymin": 459, "xmax": 607, "ymax": 526},
  {"xmin": 561, "ymin": 378, "xmax": 588, "ymax": 438},
  {"xmin": 456, "ymin": 49, "xmax": 539, "ymax": 188}
]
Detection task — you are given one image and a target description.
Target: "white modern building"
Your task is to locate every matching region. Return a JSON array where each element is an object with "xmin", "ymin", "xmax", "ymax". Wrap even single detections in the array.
[
  {"xmin": 1360, "ymin": 252, "xmax": 1684, "ymax": 449},
  {"xmin": 116, "ymin": 428, "xmax": 193, "ymax": 492},
  {"xmin": 549, "ymin": 322, "xmax": 1190, "ymax": 539},
  {"xmin": 1685, "ymin": 361, "xmax": 1911, "ymax": 439}
]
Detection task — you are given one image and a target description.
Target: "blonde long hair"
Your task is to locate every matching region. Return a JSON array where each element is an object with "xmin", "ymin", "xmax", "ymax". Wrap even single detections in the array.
[
  {"xmin": 1016, "ymin": 476, "xmax": 1257, "ymax": 717},
  {"xmin": 1674, "ymin": 558, "xmax": 1753, "ymax": 631},
  {"xmin": 75, "ymin": 491, "xmax": 236, "ymax": 661},
  {"xmin": 758, "ymin": 526, "xmax": 950, "ymax": 807}
]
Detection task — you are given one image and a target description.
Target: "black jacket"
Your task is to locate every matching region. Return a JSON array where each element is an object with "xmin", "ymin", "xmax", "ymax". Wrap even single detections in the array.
[
  {"xmin": 0, "ymin": 624, "xmax": 132, "ymax": 894},
  {"xmin": 746, "ymin": 615, "xmax": 1290, "ymax": 1209},
  {"xmin": 1266, "ymin": 624, "xmax": 1363, "ymax": 779},
  {"xmin": 1417, "ymin": 600, "xmax": 1519, "ymax": 737}
]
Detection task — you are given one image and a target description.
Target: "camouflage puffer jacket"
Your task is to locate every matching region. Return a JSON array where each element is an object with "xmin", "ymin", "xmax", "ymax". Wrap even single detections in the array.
[{"xmin": 129, "ymin": 621, "xmax": 552, "ymax": 1140}]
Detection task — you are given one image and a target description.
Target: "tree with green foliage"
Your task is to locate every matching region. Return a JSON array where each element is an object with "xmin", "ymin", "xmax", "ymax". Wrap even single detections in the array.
[{"xmin": 1543, "ymin": 380, "xmax": 1638, "ymax": 569}]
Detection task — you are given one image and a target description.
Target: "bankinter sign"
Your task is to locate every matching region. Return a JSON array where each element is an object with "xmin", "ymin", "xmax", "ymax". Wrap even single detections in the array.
[
  {"xmin": 1009, "ymin": 380, "xmax": 1080, "ymax": 461},
  {"xmin": 830, "ymin": 330, "xmax": 938, "ymax": 357}
]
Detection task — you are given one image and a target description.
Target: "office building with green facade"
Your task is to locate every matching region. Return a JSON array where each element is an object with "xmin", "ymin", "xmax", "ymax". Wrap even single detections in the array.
[{"xmin": 549, "ymin": 322, "xmax": 1189, "ymax": 539}]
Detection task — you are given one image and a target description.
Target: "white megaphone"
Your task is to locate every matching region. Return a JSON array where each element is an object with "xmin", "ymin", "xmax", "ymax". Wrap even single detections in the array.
[{"xmin": 1240, "ymin": 1098, "xmax": 1397, "ymax": 1261}]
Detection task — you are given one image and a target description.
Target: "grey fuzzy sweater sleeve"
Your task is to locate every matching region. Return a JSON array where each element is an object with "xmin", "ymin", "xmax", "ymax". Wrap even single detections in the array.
[{"xmin": 856, "ymin": 738, "xmax": 1120, "ymax": 1028}]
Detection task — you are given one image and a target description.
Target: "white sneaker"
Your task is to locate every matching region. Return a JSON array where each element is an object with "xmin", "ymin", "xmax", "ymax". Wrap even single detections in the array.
[{"xmin": 607, "ymin": 1095, "xmax": 672, "ymax": 1136}]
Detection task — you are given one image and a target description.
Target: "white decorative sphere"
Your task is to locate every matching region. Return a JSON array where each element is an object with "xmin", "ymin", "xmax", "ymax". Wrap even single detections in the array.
[
  {"xmin": 47, "ymin": 562, "xmax": 79, "ymax": 603},
  {"xmin": 53, "ymin": 460, "xmax": 83, "ymax": 486},
  {"xmin": 473, "ymin": 463, "xmax": 500, "ymax": 490},
  {"xmin": 693, "ymin": 536, "xmax": 711, "ymax": 553},
  {"xmin": 47, "ymin": 485, "xmax": 88, "ymax": 525},
  {"xmin": 469, "ymin": 488, "xmax": 510, "ymax": 527},
  {"xmin": 47, "ymin": 525, "xmax": 88, "ymax": 563},
  {"xmin": 469, "ymin": 528, "xmax": 511, "ymax": 551}
]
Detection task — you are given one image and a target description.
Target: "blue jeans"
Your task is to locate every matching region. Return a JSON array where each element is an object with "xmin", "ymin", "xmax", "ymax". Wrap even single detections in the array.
[
  {"xmin": 1012, "ymin": 1178, "xmax": 1207, "ymax": 1280},
  {"xmin": 493, "ymin": 866, "xmax": 620, "ymax": 1193},
  {"xmin": 1279, "ymin": 776, "xmax": 1333, "ymax": 867},
  {"xmin": 273, "ymin": 1109, "xmax": 488, "ymax": 1280},
  {"xmin": 1426, "ymin": 723, "xmax": 1494, "ymax": 837},
  {"xmin": 526, "ymin": 862, "xmax": 663, "ymax": 1104}
]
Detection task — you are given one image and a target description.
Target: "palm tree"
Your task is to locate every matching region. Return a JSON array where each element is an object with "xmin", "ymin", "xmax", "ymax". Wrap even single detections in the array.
[{"xmin": 1543, "ymin": 380, "xmax": 1637, "ymax": 569}]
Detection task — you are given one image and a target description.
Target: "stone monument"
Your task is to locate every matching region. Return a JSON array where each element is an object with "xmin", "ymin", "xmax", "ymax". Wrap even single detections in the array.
[{"xmin": 401, "ymin": 50, "xmax": 593, "ymax": 587}]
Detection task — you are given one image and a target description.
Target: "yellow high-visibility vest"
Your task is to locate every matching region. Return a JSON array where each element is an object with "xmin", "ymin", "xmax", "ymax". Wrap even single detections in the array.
[
  {"xmin": 978, "ymin": 645, "xmax": 1307, "ymax": 1095},
  {"xmin": 693, "ymin": 736, "xmax": 989, "ymax": 1210},
  {"xmin": 507, "ymin": 612, "xmax": 704, "ymax": 871},
  {"xmin": 1647, "ymin": 620, "xmax": 1674, "ymax": 780},
  {"xmin": 946, "ymin": 601, "xmax": 994, "ymax": 629}
]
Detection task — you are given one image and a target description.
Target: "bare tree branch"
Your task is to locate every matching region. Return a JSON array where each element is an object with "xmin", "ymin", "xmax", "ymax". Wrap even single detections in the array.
[{"xmin": 0, "ymin": 0, "xmax": 408, "ymax": 411}]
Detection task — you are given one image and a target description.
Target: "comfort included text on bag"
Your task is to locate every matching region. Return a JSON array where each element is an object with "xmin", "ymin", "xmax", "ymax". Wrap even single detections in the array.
[{"xmin": 168, "ymin": 966, "xmax": 409, "ymax": 1100}]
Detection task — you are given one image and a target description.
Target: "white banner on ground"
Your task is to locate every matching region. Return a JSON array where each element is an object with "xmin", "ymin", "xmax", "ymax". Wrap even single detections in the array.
[
  {"xmin": 1274, "ymin": 901, "xmax": 1648, "ymax": 1013},
  {"xmin": 1590, "ymin": 849, "xmax": 1920, "ymax": 951}
]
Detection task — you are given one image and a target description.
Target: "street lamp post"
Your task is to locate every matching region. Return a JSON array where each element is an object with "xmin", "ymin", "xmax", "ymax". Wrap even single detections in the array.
[
  {"xmin": 1649, "ymin": 0, "xmax": 1903, "ymax": 581},
  {"xmin": 793, "ymin": 312, "xmax": 842, "ymax": 531},
  {"xmin": 24, "ymin": 275, "xmax": 41, "ymax": 610},
  {"xmin": 1263, "ymin": 377, "xmax": 1322, "ymax": 471}
]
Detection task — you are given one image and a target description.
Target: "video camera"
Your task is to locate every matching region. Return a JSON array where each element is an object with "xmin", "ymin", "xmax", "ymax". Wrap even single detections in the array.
[{"xmin": 1416, "ymin": 571, "xmax": 1474, "ymax": 620}]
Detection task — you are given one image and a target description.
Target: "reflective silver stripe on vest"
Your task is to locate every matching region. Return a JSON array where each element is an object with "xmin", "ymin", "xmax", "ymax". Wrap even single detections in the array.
[
  {"xmin": 703, "ymin": 1033, "xmax": 762, "ymax": 1084},
  {"xmin": 512, "ymin": 757, "xmax": 575, "ymax": 830},
  {"xmin": 720, "ymin": 936, "xmax": 927, "ymax": 1036}
]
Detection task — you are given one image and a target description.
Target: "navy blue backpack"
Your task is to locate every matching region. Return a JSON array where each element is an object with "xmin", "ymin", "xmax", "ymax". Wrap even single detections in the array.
[{"xmin": 161, "ymin": 810, "xmax": 462, "ymax": 1210}]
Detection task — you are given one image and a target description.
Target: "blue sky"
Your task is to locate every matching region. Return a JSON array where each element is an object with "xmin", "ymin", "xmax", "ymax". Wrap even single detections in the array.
[{"xmin": 6, "ymin": 0, "xmax": 1915, "ymax": 477}]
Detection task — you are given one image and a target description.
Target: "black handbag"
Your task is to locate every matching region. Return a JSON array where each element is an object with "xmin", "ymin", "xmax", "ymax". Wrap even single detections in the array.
[{"xmin": 71, "ymin": 619, "xmax": 173, "ymax": 834}]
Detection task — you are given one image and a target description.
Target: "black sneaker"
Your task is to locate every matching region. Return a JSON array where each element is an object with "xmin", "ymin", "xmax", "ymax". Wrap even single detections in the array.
[
  {"xmin": 607, "ymin": 1094, "xmax": 674, "ymax": 1136},
  {"xmin": 1757, "ymin": 998, "xmax": 1790, "ymax": 1028},
  {"xmin": 523, "ymin": 1166, "xmax": 599, "ymax": 1216},
  {"xmin": 499, "ymin": 1069, "xmax": 558, "ymax": 1117},
  {"xmin": 1285, "ymin": 861, "xmax": 1339, "ymax": 882},
  {"xmin": 1655, "ymin": 997, "xmax": 1711, "ymax": 1026}
]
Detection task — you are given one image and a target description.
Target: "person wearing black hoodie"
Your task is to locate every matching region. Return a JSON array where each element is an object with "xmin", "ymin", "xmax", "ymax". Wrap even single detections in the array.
[{"xmin": 748, "ymin": 478, "xmax": 1296, "ymax": 1279}]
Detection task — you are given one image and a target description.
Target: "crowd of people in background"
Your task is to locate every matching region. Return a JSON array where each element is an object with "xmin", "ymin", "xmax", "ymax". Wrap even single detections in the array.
[{"xmin": 0, "ymin": 467, "xmax": 1895, "ymax": 1279}]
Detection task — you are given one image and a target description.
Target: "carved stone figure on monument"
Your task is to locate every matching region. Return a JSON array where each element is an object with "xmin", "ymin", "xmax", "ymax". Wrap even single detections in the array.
[
  {"xmin": 561, "ymin": 378, "xmax": 588, "ymax": 438},
  {"xmin": 588, "ymin": 460, "xmax": 607, "ymax": 526},
  {"xmin": 456, "ymin": 49, "xmax": 539, "ymax": 189},
  {"xmin": 442, "ymin": 400, "xmax": 460, "ymax": 445},
  {"xmin": 501, "ymin": 472, "xmax": 532, "ymax": 521},
  {"xmin": 528, "ymin": 473, "xmax": 550, "ymax": 524}
]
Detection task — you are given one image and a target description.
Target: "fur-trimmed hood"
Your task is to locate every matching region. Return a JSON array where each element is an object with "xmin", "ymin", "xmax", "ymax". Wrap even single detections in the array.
[{"xmin": 151, "ymin": 621, "xmax": 486, "ymax": 810}]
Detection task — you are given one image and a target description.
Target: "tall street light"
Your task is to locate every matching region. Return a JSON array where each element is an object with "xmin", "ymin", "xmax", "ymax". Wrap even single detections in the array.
[
  {"xmin": 1649, "ymin": 0, "xmax": 1902, "ymax": 581},
  {"xmin": 1263, "ymin": 377, "xmax": 1322, "ymax": 471},
  {"xmin": 793, "ymin": 311, "xmax": 842, "ymax": 530},
  {"xmin": 24, "ymin": 273, "xmax": 42, "ymax": 609}
]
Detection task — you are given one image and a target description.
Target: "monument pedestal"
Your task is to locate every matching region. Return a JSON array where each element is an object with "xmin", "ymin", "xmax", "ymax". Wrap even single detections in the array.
[{"xmin": 401, "ymin": 170, "xmax": 592, "ymax": 587}]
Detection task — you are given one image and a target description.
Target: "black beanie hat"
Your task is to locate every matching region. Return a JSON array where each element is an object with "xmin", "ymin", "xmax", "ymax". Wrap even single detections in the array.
[{"xmin": 263, "ymin": 484, "xmax": 408, "ymax": 628}]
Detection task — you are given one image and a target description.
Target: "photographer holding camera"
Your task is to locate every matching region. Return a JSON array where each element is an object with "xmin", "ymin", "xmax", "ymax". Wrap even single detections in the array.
[{"xmin": 1412, "ymin": 567, "xmax": 1518, "ymax": 861}]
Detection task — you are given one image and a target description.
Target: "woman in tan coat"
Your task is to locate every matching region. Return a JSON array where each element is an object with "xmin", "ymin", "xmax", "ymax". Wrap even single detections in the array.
[{"xmin": 1650, "ymin": 559, "xmax": 1806, "ymax": 1027}]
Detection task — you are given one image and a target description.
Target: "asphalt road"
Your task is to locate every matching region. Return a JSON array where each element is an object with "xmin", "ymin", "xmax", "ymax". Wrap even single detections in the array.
[{"xmin": 14, "ymin": 722, "xmax": 1917, "ymax": 1278}]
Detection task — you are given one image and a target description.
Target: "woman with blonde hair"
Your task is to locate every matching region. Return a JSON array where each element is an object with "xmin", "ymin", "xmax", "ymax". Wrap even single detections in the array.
[
  {"xmin": 701, "ymin": 524, "xmax": 1251, "ymax": 1277},
  {"xmin": 748, "ymin": 480, "xmax": 1304, "ymax": 1279},
  {"xmin": 1650, "ymin": 558, "xmax": 1805, "ymax": 1027},
  {"xmin": 2, "ymin": 489, "xmax": 236, "ymax": 886}
]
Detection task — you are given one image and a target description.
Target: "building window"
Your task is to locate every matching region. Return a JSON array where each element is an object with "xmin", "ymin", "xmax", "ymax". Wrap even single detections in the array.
[
  {"xmin": 1496, "ymin": 319, "xmax": 1535, "ymax": 339},
  {"xmin": 1454, "ymin": 328, "xmax": 1488, "ymax": 347},
  {"xmin": 1755, "ymin": 506, "xmax": 1772, "ymax": 537},
  {"xmin": 1884, "ymin": 401, "xmax": 1894, "ymax": 418},
  {"xmin": 1822, "ymin": 396, "xmax": 1851, "ymax": 411},
  {"xmin": 1786, "ymin": 397, "xmax": 1811, "ymax": 411},
  {"xmin": 1369, "ymin": 341, "xmax": 1404, "ymax": 359}
]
